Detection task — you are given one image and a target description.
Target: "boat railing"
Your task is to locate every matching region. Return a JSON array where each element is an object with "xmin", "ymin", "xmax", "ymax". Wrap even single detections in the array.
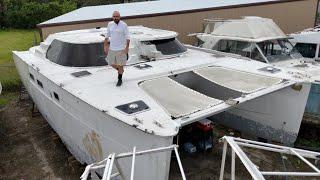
[
  {"xmin": 80, "ymin": 144, "xmax": 186, "ymax": 180},
  {"xmin": 219, "ymin": 136, "xmax": 320, "ymax": 180}
]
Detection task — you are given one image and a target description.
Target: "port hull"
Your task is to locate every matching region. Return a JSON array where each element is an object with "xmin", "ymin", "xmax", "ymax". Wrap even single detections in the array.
[{"xmin": 13, "ymin": 53, "xmax": 173, "ymax": 180}]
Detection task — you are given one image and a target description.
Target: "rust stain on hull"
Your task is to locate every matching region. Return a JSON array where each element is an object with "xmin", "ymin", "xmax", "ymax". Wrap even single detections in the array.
[{"xmin": 83, "ymin": 131, "xmax": 103, "ymax": 162}]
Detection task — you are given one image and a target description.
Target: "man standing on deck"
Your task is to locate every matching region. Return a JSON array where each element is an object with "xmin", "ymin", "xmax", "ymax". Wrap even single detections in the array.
[{"xmin": 104, "ymin": 11, "xmax": 130, "ymax": 86}]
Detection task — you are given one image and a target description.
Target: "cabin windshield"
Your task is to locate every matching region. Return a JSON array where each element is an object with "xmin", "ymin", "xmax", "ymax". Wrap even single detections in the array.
[
  {"xmin": 46, "ymin": 39, "xmax": 107, "ymax": 67},
  {"xmin": 142, "ymin": 38, "xmax": 187, "ymax": 55},
  {"xmin": 257, "ymin": 39, "xmax": 302, "ymax": 63},
  {"xmin": 213, "ymin": 39, "xmax": 266, "ymax": 62}
]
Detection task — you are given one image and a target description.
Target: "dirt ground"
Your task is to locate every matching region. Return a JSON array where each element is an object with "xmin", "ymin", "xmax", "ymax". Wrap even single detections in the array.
[
  {"xmin": 0, "ymin": 98, "xmax": 319, "ymax": 180},
  {"xmin": 0, "ymin": 99, "xmax": 85, "ymax": 180}
]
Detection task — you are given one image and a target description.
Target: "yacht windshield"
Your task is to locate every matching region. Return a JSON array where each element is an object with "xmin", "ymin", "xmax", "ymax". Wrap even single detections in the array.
[
  {"xmin": 142, "ymin": 38, "xmax": 187, "ymax": 55},
  {"xmin": 257, "ymin": 39, "xmax": 302, "ymax": 63},
  {"xmin": 46, "ymin": 39, "xmax": 107, "ymax": 67}
]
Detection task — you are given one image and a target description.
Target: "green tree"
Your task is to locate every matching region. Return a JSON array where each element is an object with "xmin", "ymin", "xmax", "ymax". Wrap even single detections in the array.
[{"xmin": 3, "ymin": 0, "xmax": 76, "ymax": 28}]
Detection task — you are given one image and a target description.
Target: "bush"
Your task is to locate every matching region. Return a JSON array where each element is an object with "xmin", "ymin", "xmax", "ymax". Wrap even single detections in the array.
[{"xmin": 3, "ymin": 0, "xmax": 77, "ymax": 28}]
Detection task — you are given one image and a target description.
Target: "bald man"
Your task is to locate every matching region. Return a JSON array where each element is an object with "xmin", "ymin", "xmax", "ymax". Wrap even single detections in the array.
[{"xmin": 104, "ymin": 11, "xmax": 130, "ymax": 86}]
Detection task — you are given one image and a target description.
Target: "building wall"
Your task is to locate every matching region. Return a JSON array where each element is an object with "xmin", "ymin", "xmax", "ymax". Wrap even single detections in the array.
[{"xmin": 40, "ymin": 0, "xmax": 318, "ymax": 44}]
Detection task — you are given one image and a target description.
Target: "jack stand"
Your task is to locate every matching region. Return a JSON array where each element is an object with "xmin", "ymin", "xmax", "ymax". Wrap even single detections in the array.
[{"xmin": 31, "ymin": 101, "xmax": 40, "ymax": 117}]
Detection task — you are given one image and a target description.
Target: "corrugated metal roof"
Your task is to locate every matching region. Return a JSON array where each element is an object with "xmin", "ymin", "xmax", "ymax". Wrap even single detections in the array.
[{"xmin": 38, "ymin": 0, "xmax": 286, "ymax": 26}]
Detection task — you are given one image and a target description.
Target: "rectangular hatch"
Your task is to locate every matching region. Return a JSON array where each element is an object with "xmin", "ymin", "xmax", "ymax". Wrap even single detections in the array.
[
  {"xmin": 194, "ymin": 67, "xmax": 282, "ymax": 93},
  {"xmin": 139, "ymin": 77, "xmax": 221, "ymax": 118},
  {"xmin": 71, "ymin": 70, "xmax": 92, "ymax": 78}
]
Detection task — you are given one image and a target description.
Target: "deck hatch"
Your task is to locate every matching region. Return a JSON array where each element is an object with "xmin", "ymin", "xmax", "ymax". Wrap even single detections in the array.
[
  {"xmin": 115, "ymin": 100, "xmax": 149, "ymax": 115},
  {"xmin": 194, "ymin": 67, "xmax": 282, "ymax": 93},
  {"xmin": 140, "ymin": 77, "xmax": 221, "ymax": 118},
  {"xmin": 258, "ymin": 66, "xmax": 281, "ymax": 74},
  {"xmin": 134, "ymin": 64, "xmax": 152, "ymax": 69},
  {"xmin": 71, "ymin": 70, "xmax": 92, "ymax": 77}
]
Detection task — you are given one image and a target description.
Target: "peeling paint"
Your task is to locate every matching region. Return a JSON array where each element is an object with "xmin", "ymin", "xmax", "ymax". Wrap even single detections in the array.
[
  {"xmin": 83, "ymin": 131, "xmax": 103, "ymax": 162},
  {"xmin": 211, "ymin": 112, "xmax": 297, "ymax": 145}
]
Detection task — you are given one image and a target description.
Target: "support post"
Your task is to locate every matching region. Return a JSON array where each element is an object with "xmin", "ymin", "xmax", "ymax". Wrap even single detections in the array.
[{"xmin": 219, "ymin": 140, "xmax": 228, "ymax": 180}]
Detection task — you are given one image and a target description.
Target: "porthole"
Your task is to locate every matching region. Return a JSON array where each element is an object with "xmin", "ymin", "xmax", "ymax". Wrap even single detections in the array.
[
  {"xmin": 37, "ymin": 80, "xmax": 43, "ymax": 88},
  {"xmin": 29, "ymin": 73, "xmax": 34, "ymax": 81},
  {"xmin": 53, "ymin": 92, "xmax": 59, "ymax": 101}
]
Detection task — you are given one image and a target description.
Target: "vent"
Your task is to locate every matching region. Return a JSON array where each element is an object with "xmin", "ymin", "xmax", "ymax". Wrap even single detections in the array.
[
  {"xmin": 115, "ymin": 100, "xmax": 149, "ymax": 115},
  {"xmin": 294, "ymin": 64, "xmax": 308, "ymax": 68},
  {"xmin": 134, "ymin": 64, "xmax": 152, "ymax": 69},
  {"xmin": 71, "ymin": 71, "xmax": 92, "ymax": 77},
  {"xmin": 258, "ymin": 66, "xmax": 281, "ymax": 73}
]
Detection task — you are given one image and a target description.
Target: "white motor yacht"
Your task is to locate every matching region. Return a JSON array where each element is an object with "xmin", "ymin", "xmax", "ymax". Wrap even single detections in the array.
[
  {"xmin": 290, "ymin": 26, "xmax": 320, "ymax": 61},
  {"xmin": 196, "ymin": 16, "xmax": 320, "ymax": 118}
]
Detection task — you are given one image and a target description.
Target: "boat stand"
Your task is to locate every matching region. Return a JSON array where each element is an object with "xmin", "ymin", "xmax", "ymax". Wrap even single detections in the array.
[
  {"xmin": 219, "ymin": 136, "xmax": 320, "ymax": 180},
  {"xmin": 80, "ymin": 145, "xmax": 186, "ymax": 180}
]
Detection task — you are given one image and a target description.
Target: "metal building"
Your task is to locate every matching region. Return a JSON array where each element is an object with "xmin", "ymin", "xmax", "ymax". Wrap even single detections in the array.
[{"xmin": 37, "ymin": 0, "xmax": 319, "ymax": 43}]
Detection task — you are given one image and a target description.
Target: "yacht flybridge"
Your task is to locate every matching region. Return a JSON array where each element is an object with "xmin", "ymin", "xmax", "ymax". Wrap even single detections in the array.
[
  {"xmin": 13, "ymin": 26, "xmax": 310, "ymax": 179},
  {"xmin": 196, "ymin": 16, "xmax": 320, "ymax": 116}
]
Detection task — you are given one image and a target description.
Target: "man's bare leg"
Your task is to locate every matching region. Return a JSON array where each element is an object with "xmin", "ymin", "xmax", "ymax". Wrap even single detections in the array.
[{"xmin": 111, "ymin": 64, "xmax": 118, "ymax": 70}]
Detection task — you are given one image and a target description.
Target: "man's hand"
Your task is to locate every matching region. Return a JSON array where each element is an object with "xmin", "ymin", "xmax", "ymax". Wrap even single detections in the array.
[{"xmin": 104, "ymin": 46, "xmax": 109, "ymax": 55}]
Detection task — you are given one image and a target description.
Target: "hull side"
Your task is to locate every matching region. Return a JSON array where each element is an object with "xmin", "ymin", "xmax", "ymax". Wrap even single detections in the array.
[
  {"xmin": 212, "ymin": 83, "xmax": 311, "ymax": 145},
  {"xmin": 305, "ymin": 83, "xmax": 320, "ymax": 118},
  {"xmin": 14, "ymin": 54, "xmax": 173, "ymax": 180}
]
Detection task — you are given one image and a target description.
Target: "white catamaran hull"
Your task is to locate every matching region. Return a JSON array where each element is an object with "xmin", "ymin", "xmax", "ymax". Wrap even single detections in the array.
[
  {"xmin": 213, "ymin": 83, "xmax": 310, "ymax": 145},
  {"xmin": 13, "ymin": 56, "xmax": 173, "ymax": 180}
]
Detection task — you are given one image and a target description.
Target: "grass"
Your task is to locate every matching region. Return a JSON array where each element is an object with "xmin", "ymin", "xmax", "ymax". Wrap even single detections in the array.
[
  {"xmin": 0, "ymin": 29, "xmax": 40, "ymax": 106},
  {"xmin": 0, "ymin": 29, "xmax": 40, "ymax": 92},
  {"xmin": 0, "ymin": 91, "xmax": 18, "ymax": 107}
]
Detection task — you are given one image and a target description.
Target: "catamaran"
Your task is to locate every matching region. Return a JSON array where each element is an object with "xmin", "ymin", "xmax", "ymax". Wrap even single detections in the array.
[{"xmin": 13, "ymin": 26, "xmax": 310, "ymax": 179}]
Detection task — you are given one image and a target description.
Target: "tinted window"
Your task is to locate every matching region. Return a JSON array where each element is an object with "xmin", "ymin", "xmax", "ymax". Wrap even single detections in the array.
[
  {"xmin": 257, "ymin": 39, "xmax": 301, "ymax": 63},
  {"xmin": 214, "ymin": 39, "xmax": 236, "ymax": 53},
  {"xmin": 46, "ymin": 40, "xmax": 107, "ymax": 67},
  {"xmin": 251, "ymin": 47, "xmax": 266, "ymax": 62},
  {"xmin": 145, "ymin": 38, "xmax": 187, "ymax": 55},
  {"xmin": 294, "ymin": 43, "xmax": 317, "ymax": 58},
  {"xmin": 214, "ymin": 40, "xmax": 254, "ymax": 58}
]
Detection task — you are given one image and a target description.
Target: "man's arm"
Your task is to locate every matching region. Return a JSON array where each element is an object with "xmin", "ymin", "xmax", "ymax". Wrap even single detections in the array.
[
  {"xmin": 124, "ymin": 24, "xmax": 130, "ymax": 54},
  {"xmin": 124, "ymin": 39, "xmax": 130, "ymax": 54},
  {"xmin": 104, "ymin": 23, "xmax": 111, "ymax": 54},
  {"xmin": 104, "ymin": 38, "xmax": 110, "ymax": 55}
]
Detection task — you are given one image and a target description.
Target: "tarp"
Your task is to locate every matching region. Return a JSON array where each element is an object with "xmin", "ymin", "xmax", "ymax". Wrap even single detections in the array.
[
  {"xmin": 194, "ymin": 67, "xmax": 282, "ymax": 93},
  {"xmin": 211, "ymin": 17, "xmax": 287, "ymax": 40},
  {"xmin": 140, "ymin": 77, "xmax": 221, "ymax": 118}
]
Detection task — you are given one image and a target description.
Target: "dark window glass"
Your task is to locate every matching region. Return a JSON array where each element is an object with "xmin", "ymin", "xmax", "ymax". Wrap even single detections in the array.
[
  {"xmin": 294, "ymin": 43, "xmax": 317, "ymax": 58},
  {"xmin": 53, "ymin": 92, "xmax": 59, "ymax": 101},
  {"xmin": 214, "ymin": 39, "xmax": 236, "ymax": 53},
  {"xmin": 214, "ymin": 40, "xmax": 261, "ymax": 60},
  {"xmin": 144, "ymin": 38, "xmax": 187, "ymax": 55},
  {"xmin": 251, "ymin": 47, "xmax": 265, "ymax": 62},
  {"xmin": 29, "ymin": 73, "xmax": 34, "ymax": 80},
  {"xmin": 37, "ymin": 80, "xmax": 43, "ymax": 88},
  {"xmin": 46, "ymin": 40, "xmax": 108, "ymax": 67}
]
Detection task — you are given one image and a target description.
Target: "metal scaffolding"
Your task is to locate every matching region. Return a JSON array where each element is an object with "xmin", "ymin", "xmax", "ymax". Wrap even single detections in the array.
[
  {"xmin": 80, "ymin": 145, "xmax": 186, "ymax": 180},
  {"xmin": 219, "ymin": 136, "xmax": 320, "ymax": 180}
]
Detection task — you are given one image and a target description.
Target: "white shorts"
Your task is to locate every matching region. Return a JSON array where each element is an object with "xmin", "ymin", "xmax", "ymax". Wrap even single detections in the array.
[{"xmin": 107, "ymin": 50, "xmax": 128, "ymax": 66}]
